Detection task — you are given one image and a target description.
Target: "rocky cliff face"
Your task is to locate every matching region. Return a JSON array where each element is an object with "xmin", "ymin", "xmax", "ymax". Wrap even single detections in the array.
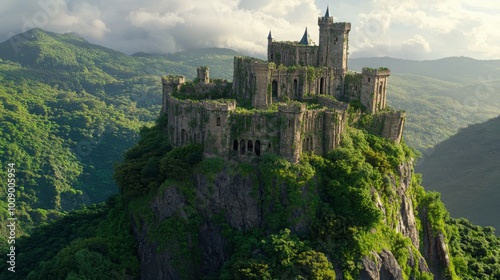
[{"xmin": 131, "ymin": 159, "xmax": 451, "ymax": 279}]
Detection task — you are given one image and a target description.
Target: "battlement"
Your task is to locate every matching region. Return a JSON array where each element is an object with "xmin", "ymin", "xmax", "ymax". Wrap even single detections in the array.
[
  {"xmin": 332, "ymin": 22, "xmax": 351, "ymax": 31},
  {"xmin": 318, "ymin": 16, "xmax": 334, "ymax": 25},
  {"xmin": 162, "ymin": 75, "xmax": 186, "ymax": 85},
  {"xmin": 362, "ymin": 67, "xmax": 391, "ymax": 76}
]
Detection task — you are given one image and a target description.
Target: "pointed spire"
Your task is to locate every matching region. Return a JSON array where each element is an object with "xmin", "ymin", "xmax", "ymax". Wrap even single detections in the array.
[
  {"xmin": 267, "ymin": 30, "xmax": 272, "ymax": 40},
  {"xmin": 325, "ymin": 5, "xmax": 330, "ymax": 18},
  {"xmin": 299, "ymin": 27, "xmax": 310, "ymax": 45}
]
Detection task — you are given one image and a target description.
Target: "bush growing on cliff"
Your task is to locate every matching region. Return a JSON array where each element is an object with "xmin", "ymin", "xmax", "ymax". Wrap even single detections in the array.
[{"xmin": 221, "ymin": 229, "xmax": 336, "ymax": 279}]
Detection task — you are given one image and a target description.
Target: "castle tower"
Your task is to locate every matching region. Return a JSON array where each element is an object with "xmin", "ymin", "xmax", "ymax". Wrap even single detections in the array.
[
  {"xmin": 161, "ymin": 75, "xmax": 185, "ymax": 113},
  {"xmin": 267, "ymin": 31, "xmax": 273, "ymax": 61},
  {"xmin": 278, "ymin": 103, "xmax": 306, "ymax": 163},
  {"xmin": 197, "ymin": 66, "xmax": 210, "ymax": 84},
  {"xmin": 318, "ymin": 6, "xmax": 351, "ymax": 71},
  {"xmin": 360, "ymin": 68, "xmax": 390, "ymax": 113}
]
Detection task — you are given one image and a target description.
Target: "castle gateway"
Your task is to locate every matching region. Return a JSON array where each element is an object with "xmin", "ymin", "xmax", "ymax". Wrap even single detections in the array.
[{"xmin": 161, "ymin": 7, "xmax": 405, "ymax": 163}]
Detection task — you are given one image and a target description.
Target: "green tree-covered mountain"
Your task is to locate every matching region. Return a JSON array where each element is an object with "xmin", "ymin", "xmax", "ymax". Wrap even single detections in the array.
[
  {"xmin": 416, "ymin": 116, "xmax": 500, "ymax": 230},
  {"xmin": 0, "ymin": 29, "xmax": 237, "ymax": 234}
]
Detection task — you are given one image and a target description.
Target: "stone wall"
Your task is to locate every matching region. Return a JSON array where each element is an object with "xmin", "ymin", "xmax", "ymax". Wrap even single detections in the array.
[
  {"xmin": 229, "ymin": 110, "xmax": 279, "ymax": 159},
  {"xmin": 268, "ymin": 42, "xmax": 319, "ymax": 66}
]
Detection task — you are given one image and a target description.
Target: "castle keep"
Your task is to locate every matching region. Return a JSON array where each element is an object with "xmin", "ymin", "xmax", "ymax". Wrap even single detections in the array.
[{"xmin": 161, "ymin": 7, "xmax": 406, "ymax": 163}]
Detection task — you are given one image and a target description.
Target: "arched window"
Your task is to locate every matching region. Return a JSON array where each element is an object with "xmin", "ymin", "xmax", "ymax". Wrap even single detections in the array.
[
  {"xmin": 255, "ymin": 140, "xmax": 261, "ymax": 156},
  {"xmin": 272, "ymin": 80, "xmax": 278, "ymax": 98},
  {"xmin": 240, "ymin": 139, "xmax": 246, "ymax": 154},
  {"xmin": 248, "ymin": 140, "xmax": 253, "ymax": 153},
  {"xmin": 233, "ymin": 139, "xmax": 238, "ymax": 151}
]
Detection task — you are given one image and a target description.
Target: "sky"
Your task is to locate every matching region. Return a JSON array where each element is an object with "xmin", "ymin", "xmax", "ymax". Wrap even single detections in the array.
[{"xmin": 1, "ymin": 0, "xmax": 500, "ymax": 60}]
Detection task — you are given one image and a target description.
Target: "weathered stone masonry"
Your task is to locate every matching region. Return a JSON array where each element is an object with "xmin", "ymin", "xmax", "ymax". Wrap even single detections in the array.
[{"xmin": 160, "ymin": 7, "xmax": 406, "ymax": 163}]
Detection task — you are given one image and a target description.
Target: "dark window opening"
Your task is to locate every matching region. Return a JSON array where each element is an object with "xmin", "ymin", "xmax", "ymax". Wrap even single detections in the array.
[
  {"xmin": 181, "ymin": 129, "xmax": 188, "ymax": 145},
  {"xmin": 248, "ymin": 140, "xmax": 253, "ymax": 153},
  {"xmin": 255, "ymin": 140, "xmax": 261, "ymax": 156},
  {"xmin": 320, "ymin": 77, "xmax": 324, "ymax": 94},
  {"xmin": 240, "ymin": 139, "xmax": 246, "ymax": 154},
  {"xmin": 293, "ymin": 79, "xmax": 298, "ymax": 96},
  {"xmin": 288, "ymin": 119, "xmax": 292, "ymax": 128},
  {"xmin": 368, "ymin": 78, "xmax": 371, "ymax": 82},
  {"xmin": 233, "ymin": 139, "xmax": 238, "ymax": 151},
  {"xmin": 270, "ymin": 53, "xmax": 274, "ymax": 60},
  {"xmin": 216, "ymin": 117, "xmax": 221, "ymax": 126},
  {"xmin": 379, "ymin": 83, "xmax": 383, "ymax": 95},
  {"xmin": 272, "ymin": 80, "xmax": 278, "ymax": 98},
  {"xmin": 267, "ymin": 143, "xmax": 271, "ymax": 150},
  {"xmin": 355, "ymin": 86, "xmax": 358, "ymax": 91}
]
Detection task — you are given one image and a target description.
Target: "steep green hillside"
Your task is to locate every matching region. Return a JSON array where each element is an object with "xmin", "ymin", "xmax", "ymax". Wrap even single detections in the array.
[
  {"xmin": 0, "ymin": 29, "xmax": 237, "ymax": 235},
  {"xmin": 416, "ymin": 116, "xmax": 500, "ymax": 230},
  {"xmin": 0, "ymin": 60, "xmax": 141, "ymax": 236}
]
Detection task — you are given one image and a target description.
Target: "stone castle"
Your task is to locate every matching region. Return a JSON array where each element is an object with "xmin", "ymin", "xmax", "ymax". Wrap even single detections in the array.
[{"xmin": 161, "ymin": 7, "xmax": 406, "ymax": 163}]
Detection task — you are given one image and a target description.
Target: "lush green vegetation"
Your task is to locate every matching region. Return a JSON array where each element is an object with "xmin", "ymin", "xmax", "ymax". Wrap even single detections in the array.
[
  {"xmin": 2, "ymin": 28, "xmax": 500, "ymax": 279},
  {"xmin": 113, "ymin": 116, "xmax": 442, "ymax": 279},
  {"xmin": 10, "ymin": 112, "xmax": 500, "ymax": 279},
  {"xmin": 447, "ymin": 218, "xmax": 500, "ymax": 279},
  {"xmin": 0, "ymin": 29, "xmax": 236, "ymax": 236},
  {"xmin": 0, "ymin": 60, "xmax": 141, "ymax": 236},
  {"xmin": 0, "ymin": 196, "xmax": 139, "ymax": 280}
]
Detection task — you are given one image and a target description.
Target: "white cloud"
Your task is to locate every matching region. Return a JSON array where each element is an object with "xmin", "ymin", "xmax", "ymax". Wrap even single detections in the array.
[
  {"xmin": 0, "ymin": 0, "xmax": 499, "ymax": 59},
  {"xmin": 128, "ymin": 10, "xmax": 184, "ymax": 28}
]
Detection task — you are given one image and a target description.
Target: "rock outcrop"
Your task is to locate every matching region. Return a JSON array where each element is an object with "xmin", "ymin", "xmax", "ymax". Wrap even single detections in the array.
[
  {"xmin": 360, "ymin": 249, "xmax": 403, "ymax": 280},
  {"xmin": 132, "ymin": 159, "xmax": 452, "ymax": 279}
]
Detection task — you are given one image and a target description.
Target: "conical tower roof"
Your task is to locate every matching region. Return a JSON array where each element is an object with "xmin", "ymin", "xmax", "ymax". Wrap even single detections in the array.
[{"xmin": 299, "ymin": 27, "xmax": 311, "ymax": 45}]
